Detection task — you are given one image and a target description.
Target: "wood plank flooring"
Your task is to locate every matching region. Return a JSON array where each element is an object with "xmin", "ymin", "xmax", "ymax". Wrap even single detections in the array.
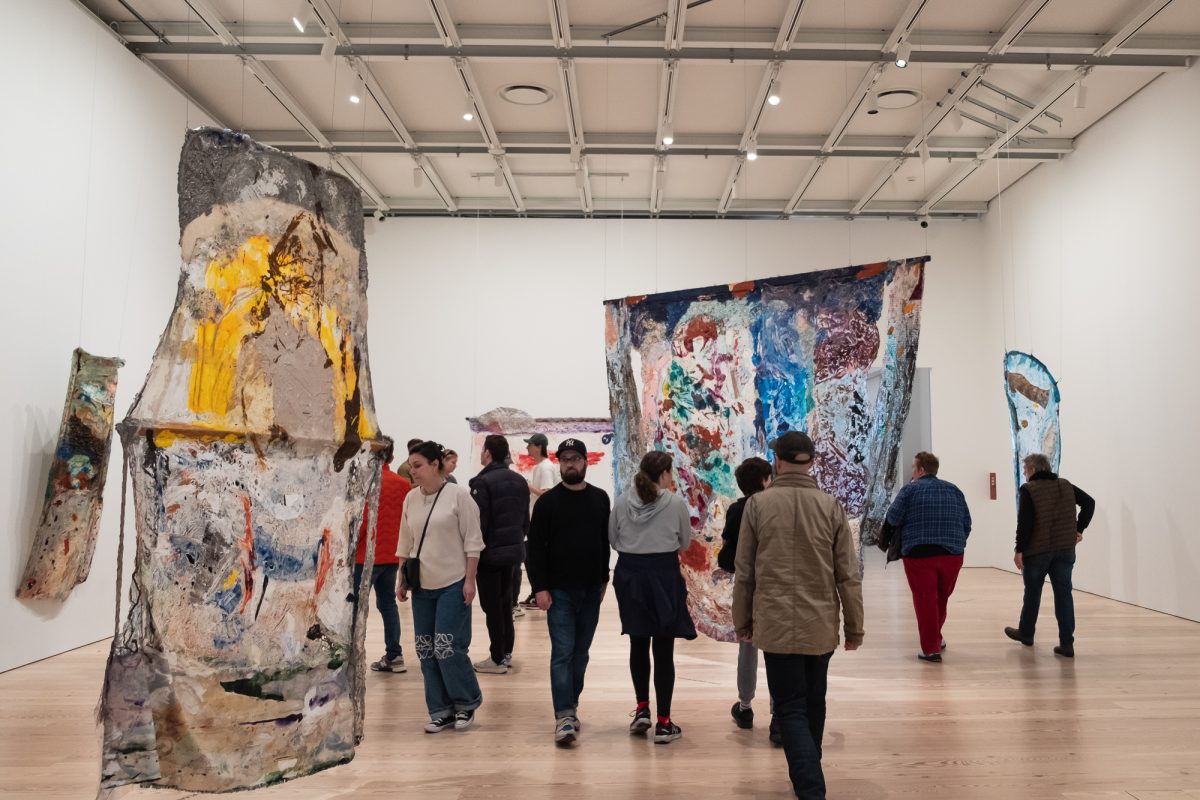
[{"xmin": 2, "ymin": 558, "xmax": 1198, "ymax": 799}]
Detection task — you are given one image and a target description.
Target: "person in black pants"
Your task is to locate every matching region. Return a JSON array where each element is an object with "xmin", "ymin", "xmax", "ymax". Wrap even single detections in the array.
[
  {"xmin": 609, "ymin": 451, "xmax": 697, "ymax": 744},
  {"xmin": 469, "ymin": 435, "xmax": 529, "ymax": 674}
]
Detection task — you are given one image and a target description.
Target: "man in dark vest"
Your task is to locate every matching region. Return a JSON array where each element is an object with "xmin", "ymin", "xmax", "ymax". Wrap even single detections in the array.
[{"xmin": 1005, "ymin": 453, "xmax": 1096, "ymax": 658}]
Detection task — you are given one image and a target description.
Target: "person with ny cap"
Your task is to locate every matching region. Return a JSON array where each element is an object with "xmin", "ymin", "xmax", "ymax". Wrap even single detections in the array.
[
  {"xmin": 732, "ymin": 431, "xmax": 864, "ymax": 800},
  {"xmin": 525, "ymin": 438, "xmax": 611, "ymax": 744}
]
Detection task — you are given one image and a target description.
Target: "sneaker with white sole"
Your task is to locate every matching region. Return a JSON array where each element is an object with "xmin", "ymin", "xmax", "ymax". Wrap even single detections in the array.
[
  {"xmin": 512, "ymin": 605, "xmax": 525, "ymax": 618},
  {"xmin": 473, "ymin": 657, "xmax": 508, "ymax": 674},
  {"xmin": 629, "ymin": 705, "xmax": 652, "ymax": 734},
  {"xmin": 654, "ymin": 720, "xmax": 682, "ymax": 744},
  {"xmin": 424, "ymin": 715, "xmax": 454, "ymax": 733},
  {"xmin": 370, "ymin": 655, "xmax": 406, "ymax": 673},
  {"xmin": 454, "ymin": 710, "xmax": 475, "ymax": 731},
  {"xmin": 554, "ymin": 717, "xmax": 577, "ymax": 744}
]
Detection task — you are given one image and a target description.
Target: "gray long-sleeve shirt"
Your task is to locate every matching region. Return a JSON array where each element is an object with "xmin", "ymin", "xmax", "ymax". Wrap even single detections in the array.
[{"xmin": 608, "ymin": 489, "xmax": 692, "ymax": 554}]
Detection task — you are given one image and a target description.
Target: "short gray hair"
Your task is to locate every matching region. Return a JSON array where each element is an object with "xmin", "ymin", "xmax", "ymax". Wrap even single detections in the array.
[{"xmin": 1023, "ymin": 453, "xmax": 1053, "ymax": 474}]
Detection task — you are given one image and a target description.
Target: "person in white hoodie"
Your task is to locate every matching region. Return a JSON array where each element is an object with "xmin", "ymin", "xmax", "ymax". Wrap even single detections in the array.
[{"xmin": 609, "ymin": 450, "xmax": 697, "ymax": 745}]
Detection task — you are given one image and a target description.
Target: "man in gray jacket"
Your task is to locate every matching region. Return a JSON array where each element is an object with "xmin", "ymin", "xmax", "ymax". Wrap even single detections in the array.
[{"xmin": 733, "ymin": 431, "xmax": 864, "ymax": 800}]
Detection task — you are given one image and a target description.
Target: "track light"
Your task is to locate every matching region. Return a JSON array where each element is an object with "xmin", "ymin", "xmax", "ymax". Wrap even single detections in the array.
[
  {"xmin": 767, "ymin": 78, "xmax": 782, "ymax": 106},
  {"xmin": 746, "ymin": 139, "xmax": 758, "ymax": 161},
  {"xmin": 320, "ymin": 35, "xmax": 337, "ymax": 63},
  {"xmin": 919, "ymin": 139, "xmax": 930, "ymax": 163},
  {"xmin": 348, "ymin": 74, "xmax": 363, "ymax": 104},
  {"xmin": 463, "ymin": 103, "xmax": 475, "ymax": 122},
  {"xmin": 1073, "ymin": 78, "xmax": 1088, "ymax": 109},
  {"xmin": 866, "ymin": 92, "xmax": 879, "ymax": 115},
  {"xmin": 293, "ymin": 15, "xmax": 306, "ymax": 33},
  {"xmin": 292, "ymin": 2, "xmax": 309, "ymax": 33},
  {"xmin": 575, "ymin": 167, "xmax": 586, "ymax": 191},
  {"xmin": 413, "ymin": 166, "xmax": 424, "ymax": 188},
  {"xmin": 895, "ymin": 41, "xmax": 912, "ymax": 69},
  {"xmin": 373, "ymin": 209, "xmax": 385, "ymax": 222},
  {"xmin": 494, "ymin": 169, "xmax": 503, "ymax": 188},
  {"xmin": 949, "ymin": 108, "xmax": 963, "ymax": 132},
  {"xmin": 662, "ymin": 121, "xmax": 674, "ymax": 147}
]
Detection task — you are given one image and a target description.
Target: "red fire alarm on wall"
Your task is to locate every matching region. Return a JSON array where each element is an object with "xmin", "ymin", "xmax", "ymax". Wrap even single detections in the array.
[{"xmin": 989, "ymin": 472, "xmax": 997, "ymax": 500}]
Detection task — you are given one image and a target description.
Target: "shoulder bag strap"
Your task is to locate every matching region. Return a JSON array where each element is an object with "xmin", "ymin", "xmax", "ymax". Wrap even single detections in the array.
[{"xmin": 413, "ymin": 482, "xmax": 447, "ymax": 559}]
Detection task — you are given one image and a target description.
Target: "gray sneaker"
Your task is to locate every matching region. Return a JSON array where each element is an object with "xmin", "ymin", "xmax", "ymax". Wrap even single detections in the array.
[
  {"xmin": 473, "ymin": 657, "xmax": 508, "ymax": 674},
  {"xmin": 370, "ymin": 655, "xmax": 406, "ymax": 673},
  {"xmin": 554, "ymin": 717, "xmax": 577, "ymax": 744}
]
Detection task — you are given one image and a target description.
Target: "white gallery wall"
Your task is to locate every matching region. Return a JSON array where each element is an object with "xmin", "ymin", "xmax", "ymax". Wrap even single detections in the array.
[
  {"xmin": 980, "ymin": 62, "xmax": 1200, "ymax": 622},
  {"xmin": 0, "ymin": 0, "xmax": 211, "ymax": 671}
]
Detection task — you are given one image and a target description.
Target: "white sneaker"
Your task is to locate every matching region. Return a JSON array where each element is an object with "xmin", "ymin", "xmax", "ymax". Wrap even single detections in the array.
[
  {"xmin": 554, "ymin": 717, "xmax": 577, "ymax": 744},
  {"xmin": 424, "ymin": 715, "xmax": 454, "ymax": 733},
  {"xmin": 454, "ymin": 710, "xmax": 475, "ymax": 731},
  {"xmin": 473, "ymin": 657, "xmax": 508, "ymax": 674},
  {"xmin": 512, "ymin": 605, "xmax": 525, "ymax": 618}
]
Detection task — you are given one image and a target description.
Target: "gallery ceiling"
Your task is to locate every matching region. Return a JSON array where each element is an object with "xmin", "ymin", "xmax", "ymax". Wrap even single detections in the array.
[{"xmin": 78, "ymin": 0, "xmax": 1199, "ymax": 219}]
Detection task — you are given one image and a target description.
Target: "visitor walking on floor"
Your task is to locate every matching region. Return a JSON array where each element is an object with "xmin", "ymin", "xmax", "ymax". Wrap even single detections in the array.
[
  {"xmin": 610, "ymin": 450, "xmax": 697, "ymax": 744},
  {"xmin": 882, "ymin": 451, "xmax": 972, "ymax": 663},
  {"xmin": 395, "ymin": 437, "xmax": 423, "ymax": 483},
  {"xmin": 353, "ymin": 441, "xmax": 412, "ymax": 673},
  {"xmin": 525, "ymin": 438, "xmax": 611, "ymax": 745},
  {"xmin": 516, "ymin": 432, "xmax": 559, "ymax": 615},
  {"xmin": 1004, "ymin": 453, "xmax": 1096, "ymax": 658},
  {"xmin": 733, "ymin": 431, "xmax": 864, "ymax": 800},
  {"xmin": 443, "ymin": 449, "xmax": 460, "ymax": 484},
  {"xmin": 469, "ymin": 435, "xmax": 530, "ymax": 674},
  {"xmin": 717, "ymin": 456, "xmax": 777, "ymax": 738},
  {"xmin": 396, "ymin": 441, "xmax": 485, "ymax": 733}
]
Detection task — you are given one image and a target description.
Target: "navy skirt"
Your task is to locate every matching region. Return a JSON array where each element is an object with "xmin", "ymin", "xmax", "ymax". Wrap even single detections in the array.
[{"xmin": 613, "ymin": 552, "xmax": 698, "ymax": 640}]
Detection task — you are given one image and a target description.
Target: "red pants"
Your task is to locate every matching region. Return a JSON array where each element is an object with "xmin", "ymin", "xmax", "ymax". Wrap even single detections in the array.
[{"xmin": 902, "ymin": 554, "xmax": 964, "ymax": 656}]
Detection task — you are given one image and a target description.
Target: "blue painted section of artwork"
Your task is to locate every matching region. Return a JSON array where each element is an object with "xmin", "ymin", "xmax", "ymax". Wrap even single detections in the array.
[{"xmin": 1003, "ymin": 351, "xmax": 1062, "ymax": 507}]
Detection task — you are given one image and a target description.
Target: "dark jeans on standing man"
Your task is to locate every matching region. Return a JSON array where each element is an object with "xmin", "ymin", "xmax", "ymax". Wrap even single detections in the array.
[
  {"xmin": 476, "ymin": 561, "xmax": 516, "ymax": 663},
  {"xmin": 352, "ymin": 563, "xmax": 402, "ymax": 660},
  {"xmin": 763, "ymin": 650, "xmax": 834, "ymax": 800},
  {"xmin": 547, "ymin": 586, "xmax": 604, "ymax": 719},
  {"xmin": 512, "ymin": 562, "xmax": 523, "ymax": 607},
  {"xmin": 1018, "ymin": 548, "xmax": 1076, "ymax": 647}
]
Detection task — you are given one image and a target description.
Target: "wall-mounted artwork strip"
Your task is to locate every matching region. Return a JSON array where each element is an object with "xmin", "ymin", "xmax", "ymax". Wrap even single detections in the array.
[{"xmin": 1003, "ymin": 351, "xmax": 1061, "ymax": 507}]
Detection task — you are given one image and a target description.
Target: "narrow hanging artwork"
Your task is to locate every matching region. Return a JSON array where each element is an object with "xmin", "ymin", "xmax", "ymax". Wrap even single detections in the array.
[
  {"xmin": 604, "ymin": 257, "xmax": 927, "ymax": 641},
  {"xmin": 1003, "ymin": 351, "xmax": 1061, "ymax": 505},
  {"xmin": 467, "ymin": 407, "xmax": 616, "ymax": 499},
  {"xmin": 17, "ymin": 348, "xmax": 123, "ymax": 600},
  {"xmin": 98, "ymin": 129, "xmax": 386, "ymax": 793}
]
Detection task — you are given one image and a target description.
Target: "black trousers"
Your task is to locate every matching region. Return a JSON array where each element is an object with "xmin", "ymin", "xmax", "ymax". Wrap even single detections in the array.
[
  {"xmin": 764, "ymin": 651, "xmax": 834, "ymax": 800},
  {"xmin": 629, "ymin": 635, "xmax": 675, "ymax": 718},
  {"xmin": 476, "ymin": 562, "xmax": 516, "ymax": 664}
]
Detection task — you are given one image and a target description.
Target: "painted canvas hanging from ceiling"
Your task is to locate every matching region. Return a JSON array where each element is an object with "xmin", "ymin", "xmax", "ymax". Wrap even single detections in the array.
[
  {"xmin": 604, "ymin": 257, "xmax": 927, "ymax": 641},
  {"xmin": 467, "ymin": 407, "xmax": 615, "ymax": 500},
  {"xmin": 18, "ymin": 348, "xmax": 123, "ymax": 600},
  {"xmin": 98, "ymin": 129, "xmax": 386, "ymax": 794},
  {"xmin": 1003, "ymin": 351, "xmax": 1061, "ymax": 506}
]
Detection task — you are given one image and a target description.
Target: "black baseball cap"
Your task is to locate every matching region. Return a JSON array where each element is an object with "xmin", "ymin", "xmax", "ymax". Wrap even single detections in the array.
[
  {"xmin": 524, "ymin": 433, "xmax": 549, "ymax": 447},
  {"xmin": 770, "ymin": 431, "xmax": 815, "ymax": 464},
  {"xmin": 556, "ymin": 438, "xmax": 588, "ymax": 459}
]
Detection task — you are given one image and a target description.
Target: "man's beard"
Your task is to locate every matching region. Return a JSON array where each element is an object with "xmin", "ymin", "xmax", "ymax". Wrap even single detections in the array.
[{"xmin": 561, "ymin": 467, "xmax": 587, "ymax": 485}]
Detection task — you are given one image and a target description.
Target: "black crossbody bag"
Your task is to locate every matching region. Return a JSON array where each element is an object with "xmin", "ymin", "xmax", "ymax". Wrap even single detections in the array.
[{"xmin": 401, "ymin": 483, "xmax": 446, "ymax": 591}]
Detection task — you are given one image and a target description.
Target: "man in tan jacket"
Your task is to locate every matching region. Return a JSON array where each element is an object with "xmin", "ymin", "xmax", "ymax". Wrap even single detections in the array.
[{"xmin": 733, "ymin": 431, "xmax": 864, "ymax": 800}]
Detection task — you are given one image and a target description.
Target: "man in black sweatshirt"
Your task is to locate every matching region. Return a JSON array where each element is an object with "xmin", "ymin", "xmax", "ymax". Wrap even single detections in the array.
[{"xmin": 526, "ymin": 438, "xmax": 611, "ymax": 745}]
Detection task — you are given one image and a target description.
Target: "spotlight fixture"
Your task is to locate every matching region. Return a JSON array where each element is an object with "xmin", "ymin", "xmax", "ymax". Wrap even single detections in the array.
[
  {"xmin": 293, "ymin": 15, "xmax": 306, "ymax": 33},
  {"xmin": 767, "ymin": 78, "xmax": 782, "ymax": 106},
  {"xmin": 292, "ymin": 2, "xmax": 309, "ymax": 33},
  {"xmin": 1073, "ymin": 78, "xmax": 1088, "ymax": 109},
  {"xmin": 373, "ymin": 209, "xmax": 385, "ymax": 221},
  {"xmin": 919, "ymin": 139, "xmax": 930, "ymax": 162},
  {"xmin": 895, "ymin": 41, "xmax": 912, "ymax": 69},
  {"xmin": 494, "ymin": 169, "xmax": 503, "ymax": 188},
  {"xmin": 746, "ymin": 139, "xmax": 758, "ymax": 161},
  {"xmin": 349, "ymin": 75, "xmax": 363, "ymax": 105},
  {"xmin": 866, "ymin": 92, "xmax": 879, "ymax": 115},
  {"xmin": 919, "ymin": 214, "xmax": 931, "ymax": 229},
  {"xmin": 413, "ymin": 166, "xmax": 425, "ymax": 188},
  {"xmin": 320, "ymin": 35, "xmax": 337, "ymax": 62},
  {"xmin": 463, "ymin": 102, "xmax": 475, "ymax": 122},
  {"xmin": 948, "ymin": 108, "xmax": 964, "ymax": 132},
  {"xmin": 661, "ymin": 122, "xmax": 674, "ymax": 147},
  {"xmin": 349, "ymin": 91, "xmax": 361, "ymax": 104}
]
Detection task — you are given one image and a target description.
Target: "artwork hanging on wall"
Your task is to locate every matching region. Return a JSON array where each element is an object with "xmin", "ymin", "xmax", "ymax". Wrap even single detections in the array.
[
  {"xmin": 98, "ymin": 129, "xmax": 386, "ymax": 794},
  {"xmin": 604, "ymin": 257, "xmax": 927, "ymax": 641},
  {"xmin": 17, "ymin": 348, "xmax": 123, "ymax": 601},
  {"xmin": 466, "ymin": 407, "xmax": 615, "ymax": 500},
  {"xmin": 1003, "ymin": 351, "xmax": 1061, "ymax": 506}
]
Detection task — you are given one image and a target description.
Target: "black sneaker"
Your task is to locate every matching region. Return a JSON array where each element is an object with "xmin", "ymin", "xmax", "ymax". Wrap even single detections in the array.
[
  {"xmin": 454, "ymin": 710, "xmax": 475, "ymax": 731},
  {"xmin": 1054, "ymin": 644, "xmax": 1075, "ymax": 658},
  {"xmin": 768, "ymin": 717, "xmax": 783, "ymax": 746},
  {"xmin": 730, "ymin": 702, "xmax": 754, "ymax": 729},
  {"xmin": 917, "ymin": 652, "xmax": 942, "ymax": 663},
  {"xmin": 424, "ymin": 715, "xmax": 454, "ymax": 733},
  {"xmin": 629, "ymin": 705, "xmax": 652, "ymax": 734},
  {"xmin": 520, "ymin": 594, "xmax": 539, "ymax": 609},
  {"xmin": 654, "ymin": 720, "xmax": 682, "ymax": 743},
  {"xmin": 1004, "ymin": 626, "xmax": 1034, "ymax": 646}
]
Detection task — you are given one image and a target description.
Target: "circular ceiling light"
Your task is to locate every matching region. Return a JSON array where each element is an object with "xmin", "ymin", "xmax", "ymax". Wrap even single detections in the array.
[
  {"xmin": 499, "ymin": 84, "xmax": 554, "ymax": 106},
  {"xmin": 876, "ymin": 89, "xmax": 922, "ymax": 110}
]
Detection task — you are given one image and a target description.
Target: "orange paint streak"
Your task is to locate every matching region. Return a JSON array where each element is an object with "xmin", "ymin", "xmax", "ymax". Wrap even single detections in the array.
[
  {"xmin": 728, "ymin": 280, "xmax": 755, "ymax": 298},
  {"xmin": 239, "ymin": 496, "xmax": 256, "ymax": 613},
  {"xmin": 624, "ymin": 294, "xmax": 648, "ymax": 306},
  {"xmin": 856, "ymin": 261, "xmax": 888, "ymax": 279},
  {"xmin": 679, "ymin": 540, "xmax": 710, "ymax": 572},
  {"xmin": 63, "ymin": 539, "xmax": 70, "ymax": 555},
  {"xmin": 314, "ymin": 528, "xmax": 333, "ymax": 596}
]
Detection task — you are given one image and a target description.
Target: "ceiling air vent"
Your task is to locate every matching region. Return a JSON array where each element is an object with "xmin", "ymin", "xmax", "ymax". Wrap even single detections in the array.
[
  {"xmin": 876, "ymin": 89, "xmax": 922, "ymax": 110},
  {"xmin": 499, "ymin": 84, "xmax": 554, "ymax": 106}
]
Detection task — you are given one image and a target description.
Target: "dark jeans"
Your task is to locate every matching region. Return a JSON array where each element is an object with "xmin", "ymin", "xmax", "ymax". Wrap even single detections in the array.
[
  {"xmin": 476, "ymin": 562, "xmax": 516, "ymax": 663},
  {"xmin": 1018, "ymin": 548, "xmax": 1076, "ymax": 647},
  {"xmin": 512, "ymin": 563, "xmax": 523, "ymax": 607},
  {"xmin": 629, "ymin": 635, "xmax": 676, "ymax": 718},
  {"xmin": 547, "ymin": 586, "xmax": 604, "ymax": 718},
  {"xmin": 411, "ymin": 579, "xmax": 482, "ymax": 717},
  {"xmin": 352, "ymin": 563, "xmax": 402, "ymax": 659},
  {"xmin": 764, "ymin": 651, "xmax": 834, "ymax": 800}
]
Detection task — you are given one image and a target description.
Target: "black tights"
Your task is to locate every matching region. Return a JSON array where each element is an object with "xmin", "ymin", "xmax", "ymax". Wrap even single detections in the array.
[{"xmin": 629, "ymin": 635, "xmax": 675, "ymax": 718}]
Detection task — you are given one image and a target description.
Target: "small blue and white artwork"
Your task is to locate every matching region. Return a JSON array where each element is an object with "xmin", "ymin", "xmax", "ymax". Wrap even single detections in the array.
[{"xmin": 1003, "ymin": 351, "xmax": 1061, "ymax": 506}]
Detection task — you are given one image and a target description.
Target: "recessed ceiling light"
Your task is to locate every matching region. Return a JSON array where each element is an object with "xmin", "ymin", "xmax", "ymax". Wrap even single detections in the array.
[
  {"xmin": 499, "ymin": 84, "xmax": 554, "ymax": 106},
  {"xmin": 876, "ymin": 89, "xmax": 923, "ymax": 110}
]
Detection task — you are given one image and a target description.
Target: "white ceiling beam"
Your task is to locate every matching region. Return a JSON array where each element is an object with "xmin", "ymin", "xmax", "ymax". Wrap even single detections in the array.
[
  {"xmin": 331, "ymin": 153, "xmax": 388, "ymax": 210},
  {"xmin": 654, "ymin": 59, "xmax": 680, "ymax": 149},
  {"xmin": 783, "ymin": 156, "xmax": 828, "ymax": 214},
  {"xmin": 1095, "ymin": 0, "xmax": 1178, "ymax": 57},
  {"xmin": 547, "ymin": 0, "xmax": 571, "ymax": 49},
  {"xmin": 665, "ymin": 0, "xmax": 688, "ymax": 52},
  {"xmin": 882, "ymin": 0, "xmax": 932, "ymax": 54},
  {"xmin": 716, "ymin": 156, "xmax": 746, "ymax": 215},
  {"xmin": 378, "ymin": 196, "xmax": 987, "ymax": 217},
  {"xmin": 425, "ymin": 0, "xmax": 461, "ymax": 48},
  {"xmin": 989, "ymin": 0, "xmax": 1055, "ymax": 55},
  {"xmin": 557, "ymin": 58, "xmax": 585, "ymax": 149},
  {"xmin": 773, "ymin": 0, "xmax": 810, "ymax": 52},
  {"xmin": 180, "ymin": 0, "xmax": 237, "ymax": 46}
]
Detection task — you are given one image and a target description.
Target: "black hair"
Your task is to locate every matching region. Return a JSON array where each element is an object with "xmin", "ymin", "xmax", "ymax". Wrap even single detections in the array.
[
  {"xmin": 483, "ymin": 434, "xmax": 510, "ymax": 463},
  {"xmin": 406, "ymin": 438, "xmax": 423, "ymax": 449},
  {"xmin": 634, "ymin": 450, "xmax": 674, "ymax": 504},
  {"xmin": 735, "ymin": 457, "xmax": 773, "ymax": 497},
  {"xmin": 408, "ymin": 440, "xmax": 446, "ymax": 471},
  {"xmin": 381, "ymin": 439, "xmax": 395, "ymax": 464}
]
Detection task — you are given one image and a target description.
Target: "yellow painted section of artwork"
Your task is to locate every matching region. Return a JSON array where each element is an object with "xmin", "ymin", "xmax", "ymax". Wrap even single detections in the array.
[
  {"xmin": 184, "ymin": 222, "xmax": 366, "ymax": 439},
  {"xmin": 153, "ymin": 430, "xmax": 244, "ymax": 449},
  {"xmin": 222, "ymin": 569, "xmax": 239, "ymax": 590}
]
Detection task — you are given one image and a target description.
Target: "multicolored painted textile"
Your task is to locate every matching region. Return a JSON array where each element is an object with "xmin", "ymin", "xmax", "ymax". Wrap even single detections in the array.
[
  {"xmin": 604, "ymin": 257, "xmax": 926, "ymax": 641},
  {"xmin": 98, "ymin": 129, "xmax": 386, "ymax": 793},
  {"xmin": 18, "ymin": 348, "xmax": 123, "ymax": 600},
  {"xmin": 1003, "ymin": 351, "xmax": 1061, "ymax": 506}
]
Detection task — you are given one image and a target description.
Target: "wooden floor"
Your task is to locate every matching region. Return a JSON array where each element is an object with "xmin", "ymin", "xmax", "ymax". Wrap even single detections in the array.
[{"xmin": 3, "ymin": 557, "xmax": 1199, "ymax": 799}]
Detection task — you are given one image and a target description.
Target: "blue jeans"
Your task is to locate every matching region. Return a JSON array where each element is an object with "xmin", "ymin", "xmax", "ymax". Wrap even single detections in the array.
[
  {"xmin": 353, "ymin": 563, "xmax": 402, "ymax": 659},
  {"xmin": 764, "ymin": 651, "xmax": 834, "ymax": 800},
  {"xmin": 411, "ymin": 579, "xmax": 483, "ymax": 718},
  {"xmin": 547, "ymin": 587, "xmax": 604, "ymax": 719},
  {"xmin": 1019, "ymin": 548, "xmax": 1076, "ymax": 647}
]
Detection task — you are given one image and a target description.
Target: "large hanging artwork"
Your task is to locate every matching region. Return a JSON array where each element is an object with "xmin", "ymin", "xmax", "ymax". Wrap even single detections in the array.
[
  {"xmin": 98, "ymin": 129, "xmax": 386, "ymax": 794},
  {"xmin": 17, "ymin": 348, "xmax": 123, "ymax": 600},
  {"xmin": 1003, "ymin": 351, "xmax": 1061, "ymax": 505},
  {"xmin": 466, "ymin": 407, "xmax": 615, "ymax": 499},
  {"xmin": 604, "ymin": 257, "xmax": 926, "ymax": 641}
]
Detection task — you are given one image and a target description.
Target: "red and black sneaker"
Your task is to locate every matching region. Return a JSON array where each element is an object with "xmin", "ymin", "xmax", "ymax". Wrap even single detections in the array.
[
  {"xmin": 629, "ymin": 705, "xmax": 652, "ymax": 734},
  {"xmin": 654, "ymin": 719, "xmax": 682, "ymax": 744}
]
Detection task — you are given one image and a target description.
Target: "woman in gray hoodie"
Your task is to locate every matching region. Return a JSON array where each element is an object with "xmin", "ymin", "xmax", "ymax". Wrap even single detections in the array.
[{"xmin": 609, "ymin": 450, "xmax": 697, "ymax": 744}]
